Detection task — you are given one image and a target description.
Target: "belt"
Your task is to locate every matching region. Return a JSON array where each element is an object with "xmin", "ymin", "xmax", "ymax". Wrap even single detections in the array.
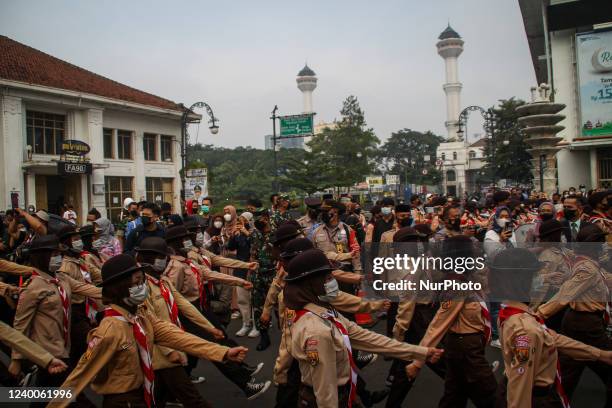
[
  {"xmin": 568, "ymin": 309, "xmax": 605, "ymax": 315},
  {"xmin": 447, "ymin": 332, "xmax": 482, "ymax": 338},
  {"xmin": 532, "ymin": 385, "xmax": 553, "ymax": 397}
]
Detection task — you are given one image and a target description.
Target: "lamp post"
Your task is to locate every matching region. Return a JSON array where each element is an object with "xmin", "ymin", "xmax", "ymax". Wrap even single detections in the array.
[
  {"xmin": 181, "ymin": 102, "xmax": 219, "ymax": 201},
  {"xmin": 271, "ymin": 105, "xmax": 279, "ymax": 192}
]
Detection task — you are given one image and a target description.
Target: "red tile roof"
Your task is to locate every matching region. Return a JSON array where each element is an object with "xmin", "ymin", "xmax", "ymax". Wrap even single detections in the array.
[{"xmin": 0, "ymin": 35, "xmax": 184, "ymax": 112}]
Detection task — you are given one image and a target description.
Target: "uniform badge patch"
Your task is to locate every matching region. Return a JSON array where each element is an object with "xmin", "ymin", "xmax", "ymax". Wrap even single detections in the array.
[
  {"xmin": 305, "ymin": 339, "xmax": 318, "ymax": 349},
  {"xmin": 82, "ymin": 337, "xmax": 100, "ymax": 361},
  {"xmin": 306, "ymin": 350, "xmax": 319, "ymax": 366},
  {"xmin": 286, "ymin": 309, "xmax": 296, "ymax": 326},
  {"xmin": 440, "ymin": 301, "xmax": 451, "ymax": 311},
  {"xmin": 513, "ymin": 335, "xmax": 531, "ymax": 364}
]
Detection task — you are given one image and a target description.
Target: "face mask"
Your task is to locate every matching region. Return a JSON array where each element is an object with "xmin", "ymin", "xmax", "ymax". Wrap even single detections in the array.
[
  {"xmin": 563, "ymin": 208, "xmax": 577, "ymax": 219},
  {"xmin": 92, "ymin": 239, "xmax": 103, "ymax": 250},
  {"xmin": 318, "ymin": 278, "xmax": 340, "ymax": 302},
  {"xmin": 183, "ymin": 239, "xmax": 193, "ymax": 250},
  {"xmin": 223, "ymin": 214, "xmax": 232, "ymax": 222},
  {"xmin": 72, "ymin": 239, "xmax": 84, "ymax": 252},
  {"xmin": 130, "ymin": 210, "xmax": 139, "ymax": 218},
  {"xmin": 195, "ymin": 232, "xmax": 204, "ymax": 246},
  {"xmin": 201, "ymin": 205, "xmax": 210, "ymax": 214},
  {"xmin": 48, "ymin": 255, "xmax": 63, "ymax": 273},
  {"xmin": 321, "ymin": 212, "xmax": 332, "ymax": 224},
  {"xmin": 496, "ymin": 218, "xmax": 509, "ymax": 229},
  {"xmin": 141, "ymin": 216, "xmax": 151, "ymax": 226},
  {"xmin": 124, "ymin": 283, "xmax": 148, "ymax": 306},
  {"xmin": 450, "ymin": 218, "xmax": 461, "ymax": 231},
  {"xmin": 214, "ymin": 221, "xmax": 223, "ymax": 229},
  {"xmin": 398, "ymin": 217, "xmax": 412, "ymax": 228},
  {"xmin": 354, "ymin": 208, "xmax": 361, "ymax": 215},
  {"xmin": 381, "ymin": 207, "xmax": 392, "ymax": 216},
  {"xmin": 540, "ymin": 213, "xmax": 554, "ymax": 221},
  {"xmin": 153, "ymin": 258, "xmax": 168, "ymax": 273}
]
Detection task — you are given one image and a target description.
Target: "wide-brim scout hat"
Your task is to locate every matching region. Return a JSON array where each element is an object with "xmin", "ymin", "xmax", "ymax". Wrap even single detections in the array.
[
  {"xmin": 28, "ymin": 235, "xmax": 66, "ymax": 253},
  {"xmin": 576, "ymin": 223, "xmax": 607, "ymax": 242},
  {"xmin": 395, "ymin": 204, "xmax": 411, "ymax": 213},
  {"xmin": 270, "ymin": 223, "xmax": 302, "ymax": 246},
  {"xmin": 280, "ymin": 237, "xmax": 314, "ymax": 260},
  {"xmin": 393, "ymin": 227, "xmax": 424, "ymax": 242},
  {"xmin": 165, "ymin": 225, "xmax": 191, "ymax": 242},
  {"xmin": 304, "ymin": 197, "xmax": 322, "ymax": 209},
  {"xmin": 284, "ymin": 249, "xmax": 333, "ymax": 282},
  {"xmin": 538, "ymin": 220, "xmax": 564, "ymax": 238},
  {"xmin": 490, "ymin": 248, "xmax": 544, "ymax": 271},
  {"xmin": 101, "ymin": 254, "xmax": 146, "ymax": 286},
  {"xmin": 57, "ymin": 225, "xmax": 81, "ymax": 241},
  {"xmin": 183, "ymin": 216, "xmax": 200, "ymax": 232},
  {"xmin": 79, "ymin": 225, "xmax": 96, "ymax": 238},
  {"xmin": 135, "ymin": 237, "xmax": 173, "ymax": 257}
]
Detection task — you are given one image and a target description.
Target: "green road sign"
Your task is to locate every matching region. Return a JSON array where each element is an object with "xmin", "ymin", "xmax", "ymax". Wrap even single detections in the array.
[{"xmin": 279, "ymin": 114, "xmax": 314, "ymax": 137}]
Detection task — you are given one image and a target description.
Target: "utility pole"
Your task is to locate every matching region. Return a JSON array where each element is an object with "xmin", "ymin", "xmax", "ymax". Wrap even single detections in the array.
[{"xmin": 271, "ymin": 105, "xmax": 278, "ymax": 192}]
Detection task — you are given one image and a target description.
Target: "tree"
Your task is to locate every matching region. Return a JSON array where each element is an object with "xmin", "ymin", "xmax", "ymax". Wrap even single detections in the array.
[
  {"xmin": 483, "ymin": 98, "xmax": 533, "ymax": 185},
  {"xmin": 306, "ymin": 96, "xmax": 379, "ymax": 192},
  {"xmin": 377, "ymin": 129, "xmax": 443, "ymax": 185}
]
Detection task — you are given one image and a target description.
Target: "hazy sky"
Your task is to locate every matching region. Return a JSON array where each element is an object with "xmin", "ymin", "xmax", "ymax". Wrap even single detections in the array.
[{"xmin": 1, "ymin": 0, "xmax": 536, "ymax": 148}]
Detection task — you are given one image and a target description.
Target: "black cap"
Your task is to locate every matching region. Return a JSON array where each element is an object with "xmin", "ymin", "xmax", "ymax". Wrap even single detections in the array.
[
  {"xmin": 101, "ymin": 254, "xmax": 145, "ymax": 286},
  {"xmin": 28, "ymin": 235, "xmax": 63, "ymax": 253},
  {"xmin": 539, "ymin": 220, "xmax": 563, "ymax": 238},
  {"xmin": 79, "ymin": 225, "xmax": 96, "ymax": 238},
  {"xmin": 280, "ymin": 238, "xmax": 314, "ymax": 259},
  {"xmin": 393, "ymin": 227, "xmax": 422, "ymax": 242},
  {"xmin": 395, "ymin": 204, "xmax": 411, "ymax": 213},
  {"xmin": 284, "ymin": 249, "xmax": 332, "ymax": 282},
  {"xmin": 304, "ymin": 197, "xmax": 322, "ymax": 208},
  {"xmin": 135, "ymin": 237, "xmax": 173, "ymax": 257},
  {"xmin": 165, "ymin": 225, "xmax": 190, "ymax": 242},
  {"xmin": 490, "ymin": 248, "xmax": 544, "ymax": 271},
  {"xmin": 270, "ymin": 223, "xmax": 302, "ymax": 246}
]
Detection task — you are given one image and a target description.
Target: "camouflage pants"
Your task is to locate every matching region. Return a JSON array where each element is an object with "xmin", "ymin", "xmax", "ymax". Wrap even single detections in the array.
[{"xmin": 249, "ymin": 269, "xmax": 274, "ymax": 330}]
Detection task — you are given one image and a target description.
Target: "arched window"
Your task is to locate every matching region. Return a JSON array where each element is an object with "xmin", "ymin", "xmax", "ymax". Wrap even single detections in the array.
[
  {"xmin": 441, "ymin": 153, "xmax": 446, "ymax": 160},
  {"xmin": 453, "ymin": 151, "xmax": 457, "ymax": 160},
  {"xmin": 446, "ymin": 170, "xmax": 456, "ymax": 182},
  {"xmin": 469, "ymin": 150, "xmax": 476, "ymax": 159}
]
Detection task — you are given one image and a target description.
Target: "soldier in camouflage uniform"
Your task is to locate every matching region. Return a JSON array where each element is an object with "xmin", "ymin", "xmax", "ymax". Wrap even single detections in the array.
[
  {"xmin": 250, "ymin": 210, "xmax": 278, "ymax": 351},
  {"xmin": 270, "ymin": 195, "xmax": 294, "ymax": 231}
]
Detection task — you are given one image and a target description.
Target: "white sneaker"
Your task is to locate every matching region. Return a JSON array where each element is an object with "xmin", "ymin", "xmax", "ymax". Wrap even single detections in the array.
[
  {"xmin": 490, "ymin": 339, "xmax": 501, "ymax": 349},
  {"xmin": 491, "ymin": 360, "xmax": 500, "ymax": 373},
  {"xmin": 231, "ymin": 311, "xmax": 241, "ymax": 320},
  {"xmin": 248, "ymin": 327, "xmax": 260, "ymax": 338},
  {"xmin": 236, "ymin": 324, "xmax": 251, "ymax": 337}
]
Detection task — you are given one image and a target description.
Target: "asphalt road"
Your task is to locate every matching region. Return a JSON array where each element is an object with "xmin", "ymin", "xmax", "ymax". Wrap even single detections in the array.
[{"xmin": 191, "ymin": 317, "xmax": 608, "ymax": 407}]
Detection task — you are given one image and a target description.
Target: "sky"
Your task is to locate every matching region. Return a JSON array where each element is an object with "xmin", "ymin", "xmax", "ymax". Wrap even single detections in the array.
[{"xmin": 1, "ymin": 0, "xmax": 536, "ymax": 148}]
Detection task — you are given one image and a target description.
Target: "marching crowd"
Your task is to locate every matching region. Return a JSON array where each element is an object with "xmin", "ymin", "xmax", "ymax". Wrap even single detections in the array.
[{"xmin": 0, "ymin": 187, "xmax": 610, "ymax": 408}]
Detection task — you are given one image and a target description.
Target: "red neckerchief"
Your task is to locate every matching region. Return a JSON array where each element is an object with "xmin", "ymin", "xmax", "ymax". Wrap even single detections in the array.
[
  {"xmin": 31, "ymin": 270, "xmax": 69, "ymax": 344},
  {"xmin": 181, "ymin": 259, "xmax": 207, "ymax": 309},
  {"xmin": 294, "ymin": 309, "xmax": 358, "ymax": 407},
  {"xmin": 147, "ymin": 275, "xmax": 182, "ymax": 329},
  {"xmin": 77, "ymin": 254, "xmax": 99, "ymax": 324},
  {"xmin": 498, "ymin": 305, "xmax": 570, "ymax": 408},
  {"xmin": 104, "ymin": 307, "xmax": 155, "ymax": 408}
]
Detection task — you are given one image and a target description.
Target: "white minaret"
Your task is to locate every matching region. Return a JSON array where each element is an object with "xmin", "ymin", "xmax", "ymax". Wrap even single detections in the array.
[
  {"xmin": 436, "ymin": 25, "xmax": 464, "ymax": 139},
  {"xmin": 296, "ymin": 64, "xmax": 317, "ymax": 113}
]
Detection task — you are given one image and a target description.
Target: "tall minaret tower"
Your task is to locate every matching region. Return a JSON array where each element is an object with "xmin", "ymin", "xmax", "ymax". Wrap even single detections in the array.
[
  {"xmin": 436, "ymin": 25, "xmax": 464, "ymax": 139},
  {"xmin": 296, "ymin": 64, "xmax": 317, "ymax": 113}
]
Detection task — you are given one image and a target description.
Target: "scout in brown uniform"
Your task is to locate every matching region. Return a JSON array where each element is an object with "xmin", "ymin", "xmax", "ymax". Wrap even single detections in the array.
[
  {"xmin": 284, "ymin": 248, "xmax": 443, "ymax": 408},
  {"xmin": 57, "ymin": 226, "xmax": 103, "ymax": 367},
  {"xmin": 78, "ymin": 225, "xmax": 104, "ymax": 276},
  {"xmin": 297, "ymin": 197, "xmax": 322, "ymax": 238},
  {"xmin": 491, "ymin": 248, "xmax": 612, "ymax": 408},
  {"xmin": 406, "ymin": 235, "xmax": 496, "ymax": 408},
  {"xmin": 387, "ymin": 226, "xmax": 446, "ymax": 408},
  {"xmin": 159, "ymin": 230, "xmax": 271, "ymax": 400},
  {"xmin": 267, "ymin": 238, "xmax": 390, "ymax": 407},
  {"xmin": 537, "ymin": 223, "xmax": 612, "ymax": 403},
  {"xmin": 48, "ymin": 254, "xmax": 248, "ymax": 408}
]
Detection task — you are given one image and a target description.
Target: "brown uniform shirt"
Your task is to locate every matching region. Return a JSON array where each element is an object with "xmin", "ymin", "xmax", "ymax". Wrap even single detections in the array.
[
  {"xmin": 48, "ymin": 304, "xmax": 229, "ymax": 408},
  {"xmin": 537, "ymin": 255, "xmax": 609, "ymax": 319},
  {"xmin": 530, "ymin": 247, "xmax": 573, "ymax": 309},
  {"xmin": 144, "ymin": 274, "xmax": 214, "ymax": 370},
  {"xmin": 500, "ymin": 301, "xmax": 601, "ymax": 408},
  {"xmin": 0, "ymin": 258, "xmax": 33, "ymax": 275},
  {"xmin": 12, "ymin": 268, "xmax": 101, "ymax": 359},
  {"xmin": 419, "ymin": 299, "xmax": 485, "ymax": 351},
  {"xmin": 190, "ymin": 247, "xmax": 253, "ymax": 270},
  {"xmin": 289, "ymin": 303, "xmax": 428, "ymax": 407},
  {"xmin": 0, "ymin": 320, "xmax": 54, "ymax": 369},
  {"xmin": 312, "ymin": 223, "xmax": 362, "ymax": 271}
]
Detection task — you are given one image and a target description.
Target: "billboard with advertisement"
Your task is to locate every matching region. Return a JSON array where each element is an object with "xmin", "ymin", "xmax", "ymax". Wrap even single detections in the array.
[
  {"xmin": 576, "ymin": 30, "xmax": 612, "ymax": 138},
  {"xmin": 185, "ymin": 168, "xmax": 208, "ymax": 203}
]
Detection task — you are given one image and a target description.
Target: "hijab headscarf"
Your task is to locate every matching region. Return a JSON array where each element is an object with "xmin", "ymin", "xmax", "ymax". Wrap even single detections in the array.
[
  {"xmin": 283, "ymin": 271, "xmax": 330, "ymax": 311},
  {"xmin": 185, "ymin": 199, "xmax": 195, "ymax": 215},
  {"xmin": 492, "ymin": 206, "xmax": 511, "ymax": 234},
  {"xmin": 94, "ymin": 217, "xmax": 114, "ymax": 246},
  {"xmin": 206, "ymin": 213, "xmax": 223, "ymax": 237},
  {"xmin": 222, "ymin": 205, "xmax": 238, "ymax": 236}
]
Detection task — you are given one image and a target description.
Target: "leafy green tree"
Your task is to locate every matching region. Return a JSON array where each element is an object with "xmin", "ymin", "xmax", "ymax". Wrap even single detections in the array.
[
  {"xmin": 306, "ymin": 96, "xmax": 379, "ymax": 191},
  {"xmin": 483, "ymin": 98, "xmax": 533, "ymax": 184},
  {"xmin": 377, "ymin": 129, "xmax": 443, "ymax": 185}
]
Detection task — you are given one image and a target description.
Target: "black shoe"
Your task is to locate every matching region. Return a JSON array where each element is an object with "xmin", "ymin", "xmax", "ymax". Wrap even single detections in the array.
[
  {"xmin": 244, "ymin": 379, "xmax": 272, "ymax": 400},
  {"xmin": 356, "ymin": 351, "xmax": 377, "ymax": 369},
  {"xmin": 361, "ymin": 389, "xmax": 390, "ymax": 407},
  {"xmin": 256, "ymin": 330, "xmax": 271, "ymax": 351}
]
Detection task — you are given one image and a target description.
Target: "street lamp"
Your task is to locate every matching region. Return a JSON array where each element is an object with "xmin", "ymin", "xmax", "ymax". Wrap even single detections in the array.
[{"xmin": 180, "ymin": 101, "xmax": 219, "ymax": 201}]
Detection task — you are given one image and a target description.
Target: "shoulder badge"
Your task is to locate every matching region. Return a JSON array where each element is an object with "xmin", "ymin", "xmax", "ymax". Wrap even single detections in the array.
[
  {"xmin": 82, "ymin": 336, "xmax": 100, "ymax": 361},
  {"xmin": 512, "ymin": 334, "xmax": 531, "ymax": 364},
  {"xmin": 440, "ymin": 300, "xmax": 451, "ymax": 311},
  {"xmin": 286, "ymin": 309, "xmax": 296, "ymax": 327},
  {"xmin": 306, "ymin": 350, "xmax": 319, "ymax": 366}
]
